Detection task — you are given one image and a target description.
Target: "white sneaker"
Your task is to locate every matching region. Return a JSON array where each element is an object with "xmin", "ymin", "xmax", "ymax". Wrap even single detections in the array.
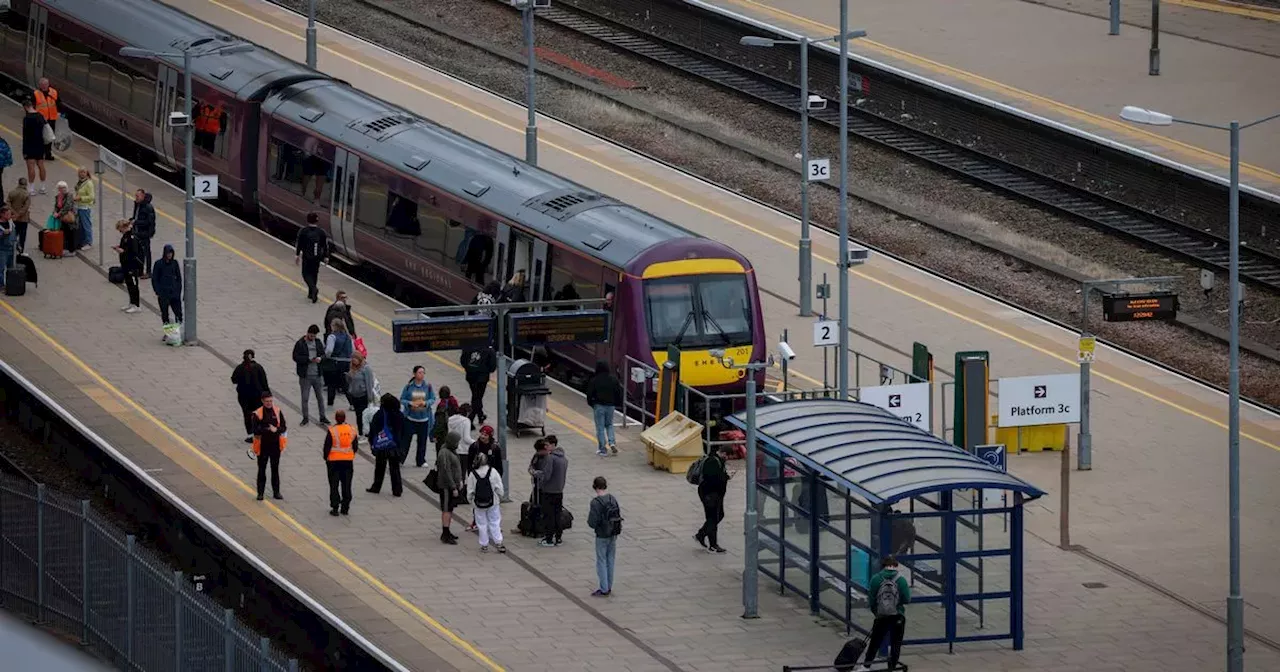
[
  {"xmin": 120, "ymin": 305, "xmax": 132, "ymax": 311},
  {"xmin": 27, "ymin": 188, "xmax": 35, "ymax": 197},
  {"xmin": 38, "ymin": 185, "xmax": 46, "ymax": 195},
  {"xmin": 124, "ymin": 305, "xmax": 141, "ymax": 314},
  {"xmin": 853, "ymin": 665, "xmax": 870, "ymax": 671}
]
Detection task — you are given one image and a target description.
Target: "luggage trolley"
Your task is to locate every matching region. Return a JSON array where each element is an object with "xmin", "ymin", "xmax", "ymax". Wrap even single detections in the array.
[{"xmin": 506, "ymin": 358, "xmax": 549, "ymax": 436}]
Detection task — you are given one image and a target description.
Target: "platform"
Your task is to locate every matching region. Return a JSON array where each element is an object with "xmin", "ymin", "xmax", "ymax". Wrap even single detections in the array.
[
  {"xmin": 698, "ymin": 0, "xmax": 1280, "ymax": 196},
  {"xmin": 4, "ymin": 0, "xmax": 1280, "ymax": 666}
]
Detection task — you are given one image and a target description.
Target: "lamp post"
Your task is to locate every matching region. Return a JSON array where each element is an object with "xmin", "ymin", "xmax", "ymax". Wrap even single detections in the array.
[
  {"xmin": 119, "ymin": 42, "xmax": 254, "ymax": 346},
  {"xmin": 514, "ymin": 0, "xmax": 548, "ymax": 166},
  {"xmin": 710, "ymin": 348, "xmax": 776, "ymax": 620},
  {"xmin": 1120, "ymin": 104, "xmax": 1280, "ymax": 672},
  {"xmin": 1149, "ymin": 0, "xmax": 1160, "ymax": 75},
  {"xmin": 306, "ymin": 0, "xmax": 317, "ymax": 68}
]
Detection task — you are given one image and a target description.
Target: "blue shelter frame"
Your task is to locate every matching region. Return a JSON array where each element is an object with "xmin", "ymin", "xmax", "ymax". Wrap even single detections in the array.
[{"xmin": 726, "ymin": 400, "xmax": 1045, "ymax": 651}]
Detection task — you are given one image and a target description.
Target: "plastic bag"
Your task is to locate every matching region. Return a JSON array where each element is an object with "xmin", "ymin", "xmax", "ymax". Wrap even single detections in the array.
[
  {"xmin": 52, "ymin": 124, "xmax": 73, "ymax": 152},
  {"xmin": 162, "ymin": 323, "xmax": 182, "ymax": 346},
  {"xmin": 353, "ymin": 335, "xmax": 368, "ymax": 358},
  {"xmin": 361, "ymin": 405, "xmax": 377, "ymax": 434}
]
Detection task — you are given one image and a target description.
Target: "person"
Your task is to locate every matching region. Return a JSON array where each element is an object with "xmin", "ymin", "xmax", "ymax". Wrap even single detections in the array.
[
  {"xmin": 323, "ymin": 409, "xmax": 358, "ymax": 516},
  {"xmin": 365, "ymin": 393, "xmax": 404, "ymax": 497},
  {"xmin": 587, "ymin": 476, "xmax": 621, "ymax": 596},
  {"xmin": 856, "ymin": 556, "xmax": 911, "ymax": 672},
  {"xmin": 251, "ymin": 390, "xmax": 287, "ymax": 501},
  {"xmin": 430, "ymin": 386, "xmax": 459, "ymax": 447},
  {"xmin": 193, "ymin": 100, "xmax": 225, "ymax": 152},
  {"xmin": 74, "ymin": 168, "xmax": 95, "ymax": 250},
  {"xmin": 20, "ymin": 98, "xmax": 46, "ymax": 196},
  {"xmin": 0, "ymin": 208, "xmax": 12, "ymax": 291},
  {"xmin": 448, "ymin": 403, "xmax": 474, "ymax": 449},
  {"xmin": 0, "ymin": 135, "xmax": 12, "ymax": 192},
  {"xmin": 534, "ymin": 437, "xmax": 568, "ymax": 547},
  {"xmin": 323, "ymin": 290, "xmax": 356, "ymax": 337},
  {"xmin": 323, "ymin": 318, "xmax": 353, "ymax": 407},
  {"xmin": 33, "ymin": 78, "xmax": 57, "ymax": 164},
  {"xmin": 585, "ymin": 361, "xmax": 621, "ymax": 456},
  {"xmin": 436, "ymin": 431, "xmax": 464, "ymax": 545},
  {"xmin": 130, "ymin": 190, "xmax": 156, "ymax": 276},
  {"xmin": 462, "ymin": 232, "xmax": 492, "ymax": 284},
  {"xmin": 292, "ymin": 324, "xmax": 329, "ymax": 427},
  {"xmin": 694, "ymin": 445, "xmax": 731, "ymax": 553},
  {"xmin": 52, "ymin": 181, "xmax": 76, "ymax": 252},
  {"xmin": 7, "ymin": 178, "xmax": 30, "ymax": 254},
  {"xmin": 400, "ymin": 366, "xmax": 435, "ymax": 467},
  {"xmin": 345, "ymin": 352, "xmax": 377, "ymax": 436},
  {"xmin": 466, "ymin": 425, "xmax": 502, "ymax": 477},
  {"xmin": 460, "ymin": 343, "xmax": 496, "ymax": 425},
  {"xmin": 465, "ymin": 453, "xmax": 506, "ymax": 553},
  {"xmin": 473, "ymin": 281, "xmax": 500, "ymax": 313},
  {"xmin": 111, "ymin": 219, "xmax": 143, "ymax": 313},
  {"xmin": 231, "ymin": 350, "xmax": 270, "ymax": 444},
  {"xmin": 500, "ymin": 270, "xmax": 527, "ymax": 303},
  {"xmin": 295, "ymin": 212, "xmax": 327, "ymax": 303},
  {"xmin": 150, "ymin": 244, "xmax": 183, "ymax": 324}
]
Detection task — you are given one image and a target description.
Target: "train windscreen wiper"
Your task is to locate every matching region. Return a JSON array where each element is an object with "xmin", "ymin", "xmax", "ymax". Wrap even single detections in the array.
[
  {"xmin": 671, "ymin": 310, "xmax": 697, "ymax": 347},
  {"xmin": 700, "ymin": 309, "xmax": 732, "ymax": 345}
]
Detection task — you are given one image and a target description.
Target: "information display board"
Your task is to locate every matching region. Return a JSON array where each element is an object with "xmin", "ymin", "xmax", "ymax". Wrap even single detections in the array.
[
  {"xmin": 509, "ymin": 310, "xmax": 611, "ymax": 346},
  {"xmin": 1102, "ymin": 292, "xmax": 1177, "ymax": 322},
  {"xmin": 392, "ymin": 316, "xmax": 494, "ymax": 353}
]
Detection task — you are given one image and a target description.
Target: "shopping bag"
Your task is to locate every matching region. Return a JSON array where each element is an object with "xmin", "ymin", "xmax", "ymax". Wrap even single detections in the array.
[
  {"xmin": 162, "ymin": 323, "xmax": 183, "ymax": 346},
  {"xmin": 45, "ymin": 213, "xmax": 60, "ymax": 231},
  {"xmin": 52, "ymin": 124, "xmax": 73, "ymax": 152},
  {"xmin": 353, "ymin": 335, "xmax": 368, "ymax": 358}
]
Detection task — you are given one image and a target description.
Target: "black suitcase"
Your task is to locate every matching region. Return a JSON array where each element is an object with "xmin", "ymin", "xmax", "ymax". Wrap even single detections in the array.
[
  {"xmin": 4, "ymin": 267, "xmax": 25, "ymax": 296},
  {"xmin": 833, "ymin": 637, "xmax": 867, "ymax": 670},
  {"xmin": 518, "ymin": 500, "xmax": 543, "ymax": 537},
  {"xmin": 15, "ymin": 254, "xmax": 36, "ymax": 286},
  {"xmin": 108, "ymin": 265, "xmax": 125, "ymax": 284}
]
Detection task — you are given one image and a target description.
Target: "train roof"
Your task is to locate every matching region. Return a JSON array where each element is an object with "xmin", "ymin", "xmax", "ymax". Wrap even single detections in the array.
[
  {"xmin": 39, "ymin": 0, "xmax": 320, "ymax": 100},
  {"xmin": 263, "ymin": 80, "xmax": 701, "ymax": 269}
]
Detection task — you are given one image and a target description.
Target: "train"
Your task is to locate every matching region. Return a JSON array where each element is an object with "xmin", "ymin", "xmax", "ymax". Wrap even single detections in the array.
[{"xmin": 0, "ymin": 0, "xmax": 767, "ymax": 401}]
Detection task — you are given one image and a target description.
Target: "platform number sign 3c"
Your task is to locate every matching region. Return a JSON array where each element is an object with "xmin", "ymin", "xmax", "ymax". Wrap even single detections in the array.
[
  {"xmin": 813, "ymin": 319, "xmax": 838, "ymax": 347},
  {"xmin": 194, "ymin": 174, "xmax": 218, "ymax": 200},
  {"xmin": 807, "ymin": 158, "xmax": 830, "ymax": 183}
]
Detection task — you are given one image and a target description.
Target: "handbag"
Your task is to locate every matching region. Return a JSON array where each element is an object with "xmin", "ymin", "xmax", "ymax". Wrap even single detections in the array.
[
  {"xmin": 42, "ymin": 123, "xmax": 55, "ymax": 145},
  {"xmin": 423, "ymin": 468, "xmax": 440, "ymax": 493},
  {"xmin": 353, "ymin": 335, "xmax": 368, "ymax": 358},
  {"xmin": 59, "ymin": 210, "xmax": 76, "ymax": 227}
]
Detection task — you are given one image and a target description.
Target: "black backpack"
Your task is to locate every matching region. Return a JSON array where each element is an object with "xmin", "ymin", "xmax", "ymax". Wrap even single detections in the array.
[{"xmin": 471, "ymin": 468, "xmax": 495, "ymax": 508}]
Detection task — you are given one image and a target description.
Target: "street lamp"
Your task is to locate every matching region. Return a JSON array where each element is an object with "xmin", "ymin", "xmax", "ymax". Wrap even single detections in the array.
[
  {"xmin": 512, "ymin": 0, "xmax": 550, "ymax": 166},
  {"xmin": 119, "ymin": 42, "xmax": 254, "ymax": 345},
  {"xmin": 306, "ymin": 0, "xmax": 317, "ymax": 68},
  {"xmin": 710, "ymin": 347, "xmax": 778, "ymax": 620},
  {"xmin": 738, "ymin": 27, "xmax": 866, "ymax": 319},
  {"xmin": 1120, "ymin": 104, "xmax": 1280, "ymax": 672}
]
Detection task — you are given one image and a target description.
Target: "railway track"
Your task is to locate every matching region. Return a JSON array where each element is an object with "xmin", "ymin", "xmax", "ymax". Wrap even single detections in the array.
[{"xmin": 518, "ymin": 2, "xmax": 1280, "ymax": 292}]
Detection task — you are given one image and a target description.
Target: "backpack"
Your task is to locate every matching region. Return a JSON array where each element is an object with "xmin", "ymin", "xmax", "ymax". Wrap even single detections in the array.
[
  {"xmin": 595, "ymin": 495, "xmax": 622, "ymax": 537},
  {"xmin": 685, "ymin": 454, "xmax": 708, "ymax": 486},
  {"xmin": 471, "ymin": 468, "xmax": 495, "ymax": 508},
  {"xmin": 874, "ymin": 573, "xmax": 901, "ymax": 618}
]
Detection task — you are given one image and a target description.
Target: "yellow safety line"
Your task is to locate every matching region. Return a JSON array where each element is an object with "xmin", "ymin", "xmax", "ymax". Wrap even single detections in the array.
[
  {"xmin": 184, "ymin": 3, "xmax": 1280, "ymax": 452},
  {"xmin": 0, "ymin": 299, "xmax": 505, "ymax": 672},
  {"xmin": 720, "ymin": 0, "xmax": 1280, "ymax": 184},
  {"xmin": 1168, "ymin": 0, "xmax": 1280, "ymax": 20}
]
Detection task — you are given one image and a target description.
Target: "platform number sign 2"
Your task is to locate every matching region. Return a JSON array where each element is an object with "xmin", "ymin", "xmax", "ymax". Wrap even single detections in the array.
[
  {"xmin": 194, "ymin": 174, "xmax": 218, "ymax": 200},
  {"xmin": 813, "ymin": 319, "xmax": 838, "ymax": 347}
]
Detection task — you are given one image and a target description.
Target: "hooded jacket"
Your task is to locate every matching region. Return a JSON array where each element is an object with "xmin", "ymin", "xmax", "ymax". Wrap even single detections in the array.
[
  {"xmin": 437, "ymin": 433, "xmax": 464, "ymax": 492},
  {"xmin": 536, "ymin": 446, "xmax": 568, "ymax": 494},
  {"xmin": 131, "ymin": 193, "xmax": 156, "ymax": 239},
  {"xmin": 150, "ymin": 244, "xmax": 182, "ymax": 297},
  {"xmin": 867, "ymin": 569, "xmax": 911, "ymax": 616}
]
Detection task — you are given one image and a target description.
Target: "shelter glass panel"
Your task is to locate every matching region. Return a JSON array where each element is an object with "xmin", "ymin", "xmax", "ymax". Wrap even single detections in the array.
[
  {"xmin": 956, "ymin": 508, "xmax": 1011, "ymax": 554},
  {"xmin": 956, "ymin": 597, "xmax": 1010, "ymax": 639}
]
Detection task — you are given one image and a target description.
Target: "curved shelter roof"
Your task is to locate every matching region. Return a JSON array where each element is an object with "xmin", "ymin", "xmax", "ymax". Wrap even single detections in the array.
[{"xmin": 727, "ymin": 399, "xmax": 1045, "ymax": 507}]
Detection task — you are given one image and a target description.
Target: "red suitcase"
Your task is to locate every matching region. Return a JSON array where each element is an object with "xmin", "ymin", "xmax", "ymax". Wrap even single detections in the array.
[{"xmin": 40, "ymin": 229, "xmax": 64, "ymax": 259}]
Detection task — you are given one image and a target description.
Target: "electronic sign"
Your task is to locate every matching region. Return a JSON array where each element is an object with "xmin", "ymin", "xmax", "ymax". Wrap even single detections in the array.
[
  {"xmin": 509, "ymin": 310, "xmax": 611, "ymax": 347},
  {"xmin": 392, "ymin": 316, "xmax": 494, "ymax": 353},
  {"xmin": 1102, "ymin": 292, "xmax": 1177, "ymax": 322}
]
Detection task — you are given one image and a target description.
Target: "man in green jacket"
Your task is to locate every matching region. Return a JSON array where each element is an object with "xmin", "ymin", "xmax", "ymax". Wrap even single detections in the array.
[{"xmin": 859, "ymin": 556, "xmax": 910, "ymax": 671}]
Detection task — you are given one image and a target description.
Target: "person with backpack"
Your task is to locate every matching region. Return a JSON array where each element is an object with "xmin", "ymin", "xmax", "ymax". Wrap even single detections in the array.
[
  {"xmin": 856, "ymin": 556, "xmax": 911, "ymax": 671},
  {"xmin": 465, "ymin": 453, "xmax": 506, "ymax": 553},
  {"xmin": 365, "ymin": 393, "xmax": 404, "ymax": 497},
  {"xmin": 693, "ymin": 445, "xmax": 731, "ymax": 554},
  {"xmin": 586, "ymin": 476, "xmax": 622, "ymax": 597},
  {"xmin": 460, "ymin": 343, "xmax": 496, "ymax": 424},
  {"xmin": 230, "ymin": 349, "xmax": 270, "ymax": 444},
  {"xmin": 431, "ymin": 386, "xmax": 460, "ymax": 447}
]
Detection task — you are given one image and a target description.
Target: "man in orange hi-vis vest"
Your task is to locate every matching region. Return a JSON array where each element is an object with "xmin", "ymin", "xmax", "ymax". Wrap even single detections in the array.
[
  {"xmin": 193, "ymin": 101, "xmax": 224, "ymax": 152},
  {"xmin": 324, "ymin": 409, "xmax": 358, "ymax": 516},
  {"xmin": 251, "ymin": 391, "xmax": 288, "ymax": 501},
  {"xmin": 33, "ymin": 78, "xmax": 57, "ymax": 161}
]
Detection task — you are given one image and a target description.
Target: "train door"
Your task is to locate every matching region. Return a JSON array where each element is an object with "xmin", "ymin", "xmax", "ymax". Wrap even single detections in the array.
[
  {"xmin": 151, "ymin": 67, "xmax": 179, "ymax": 167},
  {"xmin": 24, "ymin": 5, "xmax": 47, "ymax": 86},
  {"xmin": 329, "ymin": 148, "xmax": 360, "ymax": 259},
  {"xmin": 491, "ymin": 222, "xmax": 510, "ymax": 284},
  {"xmin": 530, "ymin": 238, "xmax": 549, "ymax": 303}
]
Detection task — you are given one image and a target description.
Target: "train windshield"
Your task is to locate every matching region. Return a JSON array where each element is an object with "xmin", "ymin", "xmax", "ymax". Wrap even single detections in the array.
[{"xmin": 644, "ymin": 274, "xmax": 752, "ymax": 349}]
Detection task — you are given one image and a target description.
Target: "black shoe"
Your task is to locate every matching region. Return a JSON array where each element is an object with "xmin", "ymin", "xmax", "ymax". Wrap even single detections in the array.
[
  {"xmin": 709, "ymin": 545, "xmax": 727, "ymax": 554},
  {"xmin": 392, "ymin": 492, "xmax": 402, "ymax": 497},
  {"xmin": 340, "ymin": 509, "xmax": 349, "ymax": 516},
  {"xmin": 441, "ymin": 532, "xmax": 458, "ymax": 545},
  {"xmin": 319, "ymin": 418, "xmax": 330, "ymax": 426},
  {"xmin": 300, "ymin": 418, "xmax": 310, "ymax": 427},
  {"xmin": 694, "ymin": 532, "xmax": 707, "ymax": 548},
  {"xmin": 243, "ymin": 437, "xmax": 253, "ymax": 444},
  {"xmin": 256, "ymin": 494, "xmax": 264, "ymax": 501},
  {"xmin": 366, "ymin": 487, "xmax": 379, "ymax": 494},
  {"xmin": 273, "ymin": 493, "xmax": 283, "ymax": 500},
  {"xmin": 329, "ymin": 509, "xmax": 339, "ymax": 517}
]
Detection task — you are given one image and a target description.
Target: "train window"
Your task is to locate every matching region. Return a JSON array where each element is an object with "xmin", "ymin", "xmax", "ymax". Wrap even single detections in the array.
[
  {"xmin": 458, "ymin": 229, "xmax": 494, "ymax": 285},
  {"xmin": 644, "ymin": 280, "xmax": 696, "ymax": 349},
  {"xmin": 87, "ymin": 60, "xmax": 110, "ymax": 97},
  {"xmin": 131, "ymin": 79, "xmax": 154, "ymax": 120},
  {"xmin": 64, "ymin": 52, "xmax": 89, "ymax": 88},
  {"xmin": 43, "ymin": 46, "xmax": 66, "ymax": 82},
  {"xmin": 548, "ymin": 258, "xmax": 599, "ymax": 309},
  {"xmin": 108, "ymin": 69, "xmax": 132, "ymax": 111},
  {"xmin": 193, "ymin": 102, "xmax": 230, "ymax": 158},
  {"xmin": 697, "ymin": 275, "xmax": 752, "ymax": 340},
  {"xmin": 354, "ymin": 177, "xmax": 389, "ymax": 231},
  {"xmin": 267, "ymin": 136, "xmax": 331, "ymax": 203},
  {"xmin": 642, "ymin": 274, "xmax": 751, "ymax": 349}
]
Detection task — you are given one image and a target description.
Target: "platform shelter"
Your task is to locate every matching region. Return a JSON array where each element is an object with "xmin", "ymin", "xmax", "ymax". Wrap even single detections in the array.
[{"xmin": 727, "ymin": 400, "xmax": 1046, "ymax": 651}]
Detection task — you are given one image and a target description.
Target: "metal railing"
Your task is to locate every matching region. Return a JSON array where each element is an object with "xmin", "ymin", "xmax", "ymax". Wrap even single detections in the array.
[{"xmin": 0, "ymin": 473, "xmax": 299, "ymax": 672}]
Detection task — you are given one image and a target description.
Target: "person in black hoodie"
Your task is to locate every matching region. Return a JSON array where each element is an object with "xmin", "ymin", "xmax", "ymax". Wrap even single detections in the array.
[
  {"xmin": 460, "ymin": 343, "xmax": 496, "ymax": 424},
  {"xmin": 230, "ymin": 349, "xmax": 270, "ymax": 444},
  {"xmin": 585, "ymin": 361, "xmax": 621, "ymax": 456},
  {"xmin": 366, "ymin": 393, "xmax": 404, "ymax": 496},
  {"xmin": 294, "ymin": 212, "xmax": 328, "ymax": 303},
  {"xmin": 150, "ymin": 244, "xmax": 183, "ymax": 324},
  {"xmin": 130, "ymin": 189, "xmax": 156, "ymax": 277},
  {"xmin": 694, "ymin": 445, "xmax": 732, "ymax": 554},
  {"xmin": 111, "ymin": 219, "xmax": 144, "ymax": 313}
]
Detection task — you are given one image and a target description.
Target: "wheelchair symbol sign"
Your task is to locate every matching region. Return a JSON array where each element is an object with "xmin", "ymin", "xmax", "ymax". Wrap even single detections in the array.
[{"xmin": 975, "ymin": 444, "xmax": 1006, "ymax": 473}]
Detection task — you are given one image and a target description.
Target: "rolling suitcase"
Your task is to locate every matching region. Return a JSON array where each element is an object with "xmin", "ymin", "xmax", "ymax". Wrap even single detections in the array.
[
  {"xmin": 40, "ymin": 229, "xmax": 64, "ymax": 259},
  {"xmin": 4, "ymin": 267, "xmax": 25, "ymax": 296},
  {"xmin": 15, "ymin": 254, "xmax": 36, "ymax": 286}
]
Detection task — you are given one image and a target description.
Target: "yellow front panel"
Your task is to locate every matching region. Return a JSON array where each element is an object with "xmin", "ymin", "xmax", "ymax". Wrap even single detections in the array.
[
  {"xmin": 641, "ymin": 258, "xmax": 746, "ymax": 279},
  {"xmin": 652, "ymin": 345, "xmax": 754, "ymax": 388}
]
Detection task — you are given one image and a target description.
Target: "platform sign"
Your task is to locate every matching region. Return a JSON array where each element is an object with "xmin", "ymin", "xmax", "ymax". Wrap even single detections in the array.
[
  {"xmin": 813, "ymin": 319, "xmax": 838, "ymax": 347},
  {"xmin": 997, "ymin": 373, "xmax": 1080, "ymax": 427},
  {"xmin": 509, "ymin": 310, "xmax": 611, "ymax": 346},
  {"xmin": 975, "ymin": 444, "xmax": 1006, "ymax": 473},
  {"xmin": 807, "ymin": 158, "xmax": 831, "ymax": 182},
  {"xmin": 194, "ymin": 174, "xmax": 218, "ymax": 199},
  {"xmin": 1102, "ymin": 292, "xmax": 1177, "ymax": 322},
  {"xmin": 860, "ymin": 382, "xmax": 930, "ymax": 431},
  {"xmin": 392, "ymin": 315, "xmax": 493, "ymax": 353},
  {"xmin": 98, "ymin": 146, "xmax": 126, "ymax": 174},
  {"xmin": 1077, "ymin": 336, "xmax": 1096, "ymax": 364}
]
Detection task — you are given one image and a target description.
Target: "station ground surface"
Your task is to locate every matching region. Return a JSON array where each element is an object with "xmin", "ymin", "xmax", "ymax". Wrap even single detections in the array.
[{"xmin": 702, "ymin": 0, "xmax": 1280, "ymax": 196}]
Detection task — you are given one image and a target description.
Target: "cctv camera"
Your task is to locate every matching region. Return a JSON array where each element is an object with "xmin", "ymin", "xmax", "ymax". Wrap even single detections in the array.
[
  {"xmin": 777, "ymin": 341, "xmax": 796, "ymax": 361},
  {"xmin": 169, "ymin": 111, "xmax": 190, "ymax": 127}
]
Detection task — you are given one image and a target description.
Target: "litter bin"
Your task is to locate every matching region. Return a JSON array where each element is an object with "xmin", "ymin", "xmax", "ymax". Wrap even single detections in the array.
[{"xmin": 507, "ymin": 358, "xmax": 548, "ymax": 437}]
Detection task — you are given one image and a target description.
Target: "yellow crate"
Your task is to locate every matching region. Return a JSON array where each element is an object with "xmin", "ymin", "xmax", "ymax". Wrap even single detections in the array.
[
  {"xmin": 641, "ymin": 411, "xmax": 704, "ymax": 474},
  {"xmin": 992, "ymin": 416, "xmax": 1067, "ymax": 452}
]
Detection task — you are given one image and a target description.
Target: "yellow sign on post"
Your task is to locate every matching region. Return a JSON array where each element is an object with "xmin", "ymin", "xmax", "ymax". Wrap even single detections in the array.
[{"xmin": 1077, "ymin": 336, "xmax": 1096, "ymax": 364}]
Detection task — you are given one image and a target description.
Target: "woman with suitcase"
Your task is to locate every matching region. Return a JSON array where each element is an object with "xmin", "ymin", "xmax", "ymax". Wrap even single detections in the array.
[
  {"xmin": 111, "ymin": 219, "xmax": 143, "ymax": 313},
  {"xmin": 52, "ymin": 181, "xmax": 76, "ymax": 253}
]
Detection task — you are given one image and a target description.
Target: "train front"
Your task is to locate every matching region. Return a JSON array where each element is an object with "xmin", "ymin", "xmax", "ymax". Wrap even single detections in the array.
[{"xmin": 617, "ymin": 239, "xmax": 766, "ymax": 414}]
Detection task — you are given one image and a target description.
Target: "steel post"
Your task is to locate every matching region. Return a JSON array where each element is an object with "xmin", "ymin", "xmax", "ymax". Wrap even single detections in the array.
[
  {"xmin": 1226, "ymin": 120, "xmax": 1243, "ymax": 672},
  {"xmin": 305, "ymin": 0, "xmax": 317, "ymax": 68},
  {"xmin": 1110, "ymin": 0, "xmax": 1120, "ymax": 34},
  {"xmin": 81, "ymin": 500, "xmax": 89, "ymax": 645},
  {"xmin": 1149, "ymin": 0, "xmax": 1160, "ymax": 75},
  {"xmin": 496, "ymin": 308, "xmax": 511, "ymax": 500},
  {"xmin": 1078, "ymin": 288, "xmax": 1092, "ymax": 471},
  {"xmin": 174, "ymin": 571, "xmax": 183, "ymax": 668},
  {"xmin": 836, "ymin": 0, "xmax": 851, "ymax": 398},
  {"xmin": 260, "ymin": 636, "xmax": 271, "ymax": 671},
  {"xmin": 36, "ymin": 484, "xmax": 44, "ymax": 623},
  {"xmin": 523, "ymin": 3, "xmax": 538, "ymax": 166},
  {"xmin": 96, "ymin": 172, "xmax": 103, "ymax": 268},
  {"xmin": 126, "ymin": 535, "xmax": 136, "ymax": 664},
  {"xmin": 224, "ymin": 609, "xmax": 234, "ymax": 672},
  {"xmin": 798, "ymin": 36, "xmax": 812, "ymax": 317},
  {"xmin": 742, "ymin": 371, "xmax": 759, "ymax": 619},
  {"xmin": 182, "ymin": 48, "xmax": 197, "ymax": 345}
]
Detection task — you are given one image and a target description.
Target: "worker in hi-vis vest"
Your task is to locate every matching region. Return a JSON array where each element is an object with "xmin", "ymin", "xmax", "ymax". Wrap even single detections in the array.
[
  {"xmin": 324, "ymin": 409, "xmax": 359, "ymax": 516},
  {"xmin": 251, "ymin": 391, "xmax": 288, "ymax": 501}
]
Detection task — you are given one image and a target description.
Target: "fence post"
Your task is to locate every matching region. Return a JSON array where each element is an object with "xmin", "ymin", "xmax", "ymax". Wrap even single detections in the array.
[
  {"xmin": 260, "ymin": 636, "xmax": 270, "ymax": 671},
  {"xmin": 289, "ymin": 658, "xmax": 299, "ymax": 672},
  {"xmin": 0, "ymin": 478, "xmax": 5, "ymax": 608},
  {"xmin": 126, "ymin": 535, "xmax": 136, "ymax": 664},
  {"xmin": 174, "ymin": 571, "xmax": 183, "ymax": 669},
  {"xmin": 224, "ymin": 608, "xmax": 235, "ymax": 672},
  {"xmin": 36, "ymin": 483, "xmax": 45, "ymax": 624},
  {"xmin": 81, "ymin": 500, "xmax": 90, "ymax": 645}
]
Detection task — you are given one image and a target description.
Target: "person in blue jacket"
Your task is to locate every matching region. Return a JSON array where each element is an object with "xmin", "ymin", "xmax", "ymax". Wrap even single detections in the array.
[
  {"xmin": 150, "ymin": 243, "xmax": 183, "ymax": 324},
  {"xmin": 399, "ymin": 366, "xmax": 436, "ymax": 467}
]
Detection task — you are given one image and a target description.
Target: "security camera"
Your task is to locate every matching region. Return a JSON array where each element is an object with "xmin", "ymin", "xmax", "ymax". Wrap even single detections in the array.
[
  {"xmin": 806, "ymin": 95, "xmax": 827, "ymax": 111},
  {"xmin": 709, "ymin": 348, "xmax": 726, "ymax": 359},
  {"xmin": 169, "ymin": 111, "xmax": 190, "ymax": 127},
  {"xmin": 777, "ymin": 341, "xmax": 796, "ymax": 361}
]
